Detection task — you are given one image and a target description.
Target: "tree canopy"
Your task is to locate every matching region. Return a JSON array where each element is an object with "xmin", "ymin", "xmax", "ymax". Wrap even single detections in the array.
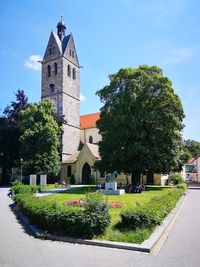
[
  {"xmin": 0, "ymin": 89, "xmax": 28, "ymax": 183},
  {"xmin": 19, "ymin": 99, "xmax": 61, "ymax": 175},
  {"xmin": 96, "ymin": 66, "xmax": 185, "ymax": 184},
  {"xmin": 184, "ymin": 139, "xmax": 200, "ymax": 159}
]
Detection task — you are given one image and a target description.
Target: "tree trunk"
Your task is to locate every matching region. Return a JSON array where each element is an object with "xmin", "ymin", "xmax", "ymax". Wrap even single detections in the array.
[
  {"xmin": 131, "ymin": 171, "xmax": 141, "ymax": 185},
  {"xmin": 147, "ymin": 172, "xmax": 154, "ymax": 185}
]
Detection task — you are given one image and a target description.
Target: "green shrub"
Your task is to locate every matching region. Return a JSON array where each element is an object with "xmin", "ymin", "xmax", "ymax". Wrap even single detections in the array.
[
  {"xmin": 12, "ymin": 184, "xmax": 40, "ymax": 195},
  {"xmin": 120, "ymin": 188, "xmax": 184, "ymax": 230},
  {"xmin": 168, "ymin": 172, "xmax": 184, "ymax": 185},
  {"xmin": 14, "ymin": 191, "xmax": 110, "ymax": 238},
  {"xmin": 11, "ymin": 179, "xmax": 22, "ymax": 187},
  {"xmin": 84, "ymin": 192, "xmax": 105, "ymax": 210},
  {"xmin": 176, "ymin": 183, "xmax": 187, "ymax": 191}
]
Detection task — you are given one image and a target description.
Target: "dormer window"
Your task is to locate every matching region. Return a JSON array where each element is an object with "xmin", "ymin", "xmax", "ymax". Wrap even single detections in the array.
[
  {"xmin": 72, "ymin": 68, "xmax": 76, "ymax": 80},
  {"xmin": 67, "ymin": 65, "xmax": 71, "ymax": 77},
  {"xmin": 47, "ymin": 65, "xmax": 51, "ymax": 77}
]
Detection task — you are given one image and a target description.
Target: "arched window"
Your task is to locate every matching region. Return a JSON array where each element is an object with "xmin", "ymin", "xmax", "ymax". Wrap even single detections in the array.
[
  {"xmin": 47, "ymin": 65, "xmax": 51, "ymax": 77},
  {"xmin": 69, "ymin": 49, "xmax": 72, "ymax": 56},
  {"xmin": 89, "ymin": 136, "xmax": 93, "ymax": 144},
  {"xmin": 49, "ymin": 84, "xmax": 55, "ymax": 93},
  {"xmin": 72, "ymin": 68, "xmax": 76, "ymax": 80},
  {"xmin": 67, "ymin": 65, "xmax": 71, "ymax": 77},
  {"xmin": 54, "ymin": 62, "xmax": 58, "ymax": 75},
  {"xmin": 72, "ymin": 51, "xmax": 74, "ymax": 58}
]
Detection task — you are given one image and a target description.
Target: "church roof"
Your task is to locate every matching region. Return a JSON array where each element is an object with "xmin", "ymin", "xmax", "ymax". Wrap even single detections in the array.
[
  {"xmin": 86, "ymin": 143, "xmax": 101, "ymax": 160},
  {"xmin": 80, "ymin": 112, "xmax": 100, "ymax": 130},
  {"xmin": 52, "ymin": 32, "xmax": 62, "ymax": 54},
  {"xmin": 62, "ymin": 34, "xmax": 71, "ymax": 53},
  {"xmin": 63, "ymin": 151, "xmax": 80, "ymax": 164}
]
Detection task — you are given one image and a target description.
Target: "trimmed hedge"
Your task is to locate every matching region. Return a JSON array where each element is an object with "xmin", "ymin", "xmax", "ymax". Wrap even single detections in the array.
[
  {"xmin": 120, "ymin": 188, "xmax": 186, "ymax": 230},
  {"xmin": 14, "ymin": 189, "xmax": 110, "ymax": 238}
]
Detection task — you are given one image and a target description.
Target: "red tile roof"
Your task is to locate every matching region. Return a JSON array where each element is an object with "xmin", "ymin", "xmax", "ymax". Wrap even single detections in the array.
[{"xmin": 80, "ymin": 112, "xmax": 100, "ymax": 130}]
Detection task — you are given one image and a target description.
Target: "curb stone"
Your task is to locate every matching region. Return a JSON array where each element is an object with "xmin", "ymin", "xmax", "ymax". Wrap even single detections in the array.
[{"xmin": 13, "ymin": 192, "xmax": 187, "ymax": 253}]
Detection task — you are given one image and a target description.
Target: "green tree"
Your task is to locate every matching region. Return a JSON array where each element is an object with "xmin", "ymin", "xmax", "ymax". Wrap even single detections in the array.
[
  {"xmin": 96, "ymin": 66, "xmax": 184, "ymax": 184},
  {"xmin": 19, "ymin": 99, "xmax": 61, "ymax": 175},
  {"xmin": 184, "ymin": 139, "xmax": 200, "ymax": 158},
  {"xmin": 0, "ymin": 89, "xmax": 28, "ymax": 183}
]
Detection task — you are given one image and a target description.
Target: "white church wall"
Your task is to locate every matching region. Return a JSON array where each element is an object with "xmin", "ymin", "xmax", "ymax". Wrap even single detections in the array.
[{"xmin": 80, "ymin": 128, "xmax": 102, "ymax": 144}]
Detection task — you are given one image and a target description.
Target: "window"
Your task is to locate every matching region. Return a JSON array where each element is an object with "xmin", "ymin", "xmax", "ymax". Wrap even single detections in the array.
[
  {"xmin": 67, "ymin": 165, "xmax": 72, "ymax": 177},
  {"xmin": 54, "ymin": 62, "xmax": 58, "ymax": 75},
  {"xmin": 72, "ymin": 50, "xmax": 74, "ymax": 58},
  {"xmin": 70, "ymin": 49, "xmax": 72, "ymax": 56},
  {"xmin": 67, "ymin": 65, "xmax": 71, "ymax": 77},
  {"xmin": 49, "ymin": 84, "xmax": 55, "ymax": 93},
  {"xmin": 72, "ymin": 68, "xmax": 76, "ymax": 80},
  {"xmin": 47, "ymin": 65, "xmax": 51, "ymax": 77},
  {"xmin": 49, "ymin": 47, "xmax": 52, "ymax": 55},
  {"xmin": 89, "ymin": 136, "xmax": 93, "ymax": 144},
  {"xmin": 52, "ymin": 47, "xmax": 55, "ymax": 55}
]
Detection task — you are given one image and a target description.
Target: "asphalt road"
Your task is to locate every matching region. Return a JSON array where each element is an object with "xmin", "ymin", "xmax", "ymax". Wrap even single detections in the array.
[{"xmin": 0, "ymin": 187, "xmax": 200, "ymax": 267}]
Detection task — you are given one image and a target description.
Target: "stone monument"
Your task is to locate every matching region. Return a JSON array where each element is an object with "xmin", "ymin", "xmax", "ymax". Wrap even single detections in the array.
[
  {"xmin": 40, "ymin": 175, "xmax": 47, "ymax": 188},
  {"xmin": 30, "ymin": 175, "xmax": 37, "ymax": 186},
  {"xmin": 104, "ymin": 171, "xmax": 125, "ymax": 195}
]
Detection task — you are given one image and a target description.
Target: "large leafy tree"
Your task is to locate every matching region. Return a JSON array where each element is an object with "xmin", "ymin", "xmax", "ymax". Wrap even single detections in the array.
[
  {"xmin": 19, "ymin": 99, "xmax": 61, "ymax": 175},
  {"xmin": 96, "ymin": 66, "xmax": 184, "ymax": 184},
  {"xmin": 0, "ymin": 89, "xmax": 28, "ymax": 183},
  {"xmin": 184, "ymin": 139, "xmax": 200, "ymax": 158}
]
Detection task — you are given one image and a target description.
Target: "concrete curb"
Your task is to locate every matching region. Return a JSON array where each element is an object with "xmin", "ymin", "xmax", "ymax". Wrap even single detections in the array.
[{"xmin": 13, "ymin": 192, "xmax": 187, "ymax": 253}]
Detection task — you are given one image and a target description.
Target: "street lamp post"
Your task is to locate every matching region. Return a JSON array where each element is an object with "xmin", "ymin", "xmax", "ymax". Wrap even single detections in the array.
[{"xmin": 20, "ymin": 158, "xmax": 23, "ymax": 181}]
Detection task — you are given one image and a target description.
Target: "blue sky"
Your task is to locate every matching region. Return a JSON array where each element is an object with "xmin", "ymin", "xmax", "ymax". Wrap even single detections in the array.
[{"xmin": 0, "ymin": 0, "xmax": 200, "ymax": 140}]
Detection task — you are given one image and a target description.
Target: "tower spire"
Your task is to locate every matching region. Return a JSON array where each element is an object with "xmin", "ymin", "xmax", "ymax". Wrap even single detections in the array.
[{"xmin": 57, "ymin": 14, "xmax": 66, "ymax": 41}]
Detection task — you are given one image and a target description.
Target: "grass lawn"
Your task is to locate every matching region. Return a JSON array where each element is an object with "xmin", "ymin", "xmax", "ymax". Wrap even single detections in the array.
[{"xmin": 42, "ymin": 186, "xmax": 171, "ymax": 244}]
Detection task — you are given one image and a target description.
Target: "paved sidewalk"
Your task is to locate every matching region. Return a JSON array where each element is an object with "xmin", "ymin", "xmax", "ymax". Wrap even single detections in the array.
[
  {"xmin": 0, "ymin": 187, "xmax": 200, "ymax": 267},
  {"xmin": 36, "ymin": 185, "xmax": 93, "ymax": 197}
]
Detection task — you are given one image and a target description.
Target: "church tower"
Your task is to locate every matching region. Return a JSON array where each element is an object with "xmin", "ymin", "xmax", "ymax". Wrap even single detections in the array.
[{"xmin": 41, "ymin": 16, "xmax": 80, "ymax": 161}]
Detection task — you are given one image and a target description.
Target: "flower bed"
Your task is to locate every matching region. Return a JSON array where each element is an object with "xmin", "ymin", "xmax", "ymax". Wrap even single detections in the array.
[
  {"xmin": 64, "ymin": 200, "xmax": 84, "ymax": 206},
  {"xmin": 107, "ymin": 200, "xmax": 124, "ymax": 208}
]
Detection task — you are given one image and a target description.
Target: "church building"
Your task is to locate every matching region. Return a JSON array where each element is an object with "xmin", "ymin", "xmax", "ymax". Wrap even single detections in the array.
[{"xmin": 41, "ymin": 17, "xmax": 167, "ymax": 186}]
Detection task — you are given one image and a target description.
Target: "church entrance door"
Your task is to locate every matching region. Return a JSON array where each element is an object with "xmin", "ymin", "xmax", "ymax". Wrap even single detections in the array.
[{"xmin": 82, "ymin": 163, "xmax": 91, "ymax": 184}]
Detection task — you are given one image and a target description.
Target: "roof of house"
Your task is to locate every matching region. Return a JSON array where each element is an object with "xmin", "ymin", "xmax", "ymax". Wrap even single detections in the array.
[
  {"xmin": 187, "ymin": 158, "xmax": 196, "ymax": 163},
  {"xmin": 80, "ymin": 112, "xmax": 100, "ymax": 130},
  {"xmin": 63, "ymin": 151, "xmax": 80, "ymax": 164},
  {"xmin": 86, "ymin": 143, "xmax": 101, "ymax": 160}
]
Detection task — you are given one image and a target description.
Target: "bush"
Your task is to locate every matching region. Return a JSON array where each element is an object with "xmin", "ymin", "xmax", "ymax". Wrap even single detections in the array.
[
  {"xmin": 176, "ymin": 183, "xmax": 187, "ymax": 191},
  {"xmin": 12, "ymin": 184, "xmax": 40, "ymax": 195},
  {"xmin": 14, "ymin": 189, "xmax": 110, "ymax": 238},
  {"xmin": 11, "ymin": 179, "xmax": 22, "ymax": 187},
  {"xmin": 120, "ymin": 188, "xmax": 185, "ymax": 230},
  {"xmin": 168, "ymin": 172, "xmax": 184, "ymax": 185}
]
